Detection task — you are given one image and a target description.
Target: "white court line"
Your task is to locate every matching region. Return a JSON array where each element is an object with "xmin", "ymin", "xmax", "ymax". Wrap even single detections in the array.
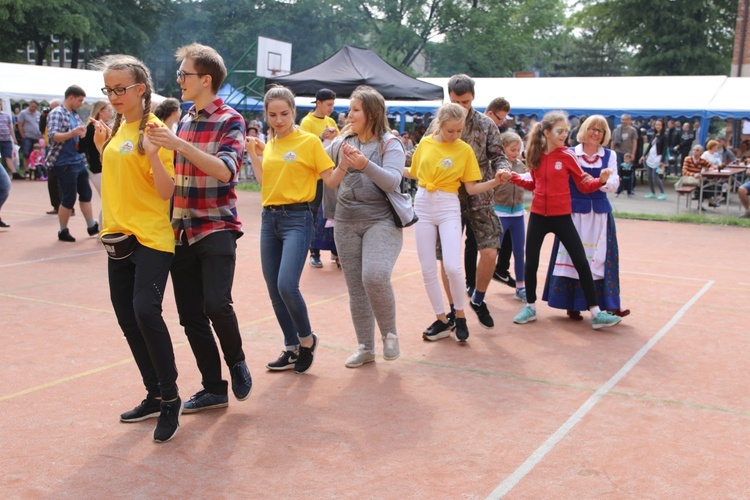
[
  {"xmin": 487, "ymin": 279, "xmax": 715, "ymax": 499},
  {"xmin": 623, "ymin": 270, "xmax": 709, "ymax": 282},
  {"xmin": 0, "ymin": 250, "xmax": 101, "ymax": 269}
]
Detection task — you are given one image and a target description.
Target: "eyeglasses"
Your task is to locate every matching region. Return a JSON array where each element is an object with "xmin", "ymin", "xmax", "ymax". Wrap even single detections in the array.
[
  {"xmin": 490, "ymin": 110, "xmax": 506, "ymax": 123},
  {"xmin": 589, "ymin": 127, "xmax": 605, "ymax": 135},
  {"xmin": 101, "ymin": 83, "xmax": 140, "ymax": 96},
  {"xmin": 552, "ymin": 127, "xmax": 570, "ymax": 136},
  {"xmin": 176, "ymin": 70, "xmax": 207, "ymax": 83}
]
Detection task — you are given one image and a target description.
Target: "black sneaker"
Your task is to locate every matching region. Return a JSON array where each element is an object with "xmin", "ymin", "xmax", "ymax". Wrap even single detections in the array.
[
  {"xmin": 454, "ymin": 317, "xmax": 469, "ymax": 342},
  {"xmin": 422, "ymin": 319, "xmax": 452, "ymax": 341},
  {"xmin": 58, "ymin": 228, "xmax": 75, "ymax": 242},
  {"xmin": 295, "ymin": 333, "xmax": 318, "ymax": 374},
  {"xmin": 492, "ymin": 270, "xmax": 516, "ymax": 288},
  {"xmin": 182, "ymin": 390, "xmax": 228, "ymax": 413},
  {"xmin": 309, "ymin": 255, "xmax": 323, "ymax": 268},
  {"xmin": 446, "ymin": 312, "xmax": 457, "ymax": 330},
  {"xmin": 230, "ymin": 360, "xmax": 253, "ymax": 401},
  {"xmin": 87, "ymin": 222, "xmax": 100, "ymax": 236},
  {"xmin": 470, "ymin": 300, "xmax": 494, "ymax": 329},
  {"xmin": 266, "ymin": 350, "xmax": 298, "ymax": 371},
  {"xmin": 153, "ymin": 397, "xmax": 182, "ymax": 443},
  {"xmin": 120, "ymin": 396, "xmax": 162, "ymax": 423}
]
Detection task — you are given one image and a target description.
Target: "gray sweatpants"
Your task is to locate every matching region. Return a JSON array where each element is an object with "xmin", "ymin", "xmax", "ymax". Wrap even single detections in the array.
[{"xmin": 334, "ymin": 218, "xmax": 402, "ymax": 353}]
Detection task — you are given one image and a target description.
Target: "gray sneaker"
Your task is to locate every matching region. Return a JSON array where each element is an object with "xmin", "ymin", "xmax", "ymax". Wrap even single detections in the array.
[
  {"xmin": 345, "ymin": 345, "xmax": 376, "ymax": 368},
  {"xmin": 382, "ymin": 333, "xmax": 400, "ymax": 361}
]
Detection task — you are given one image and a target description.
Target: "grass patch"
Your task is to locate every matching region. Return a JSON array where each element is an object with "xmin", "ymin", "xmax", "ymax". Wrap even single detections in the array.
[
  {"xmin": 613, "ymin": 211, "xmax": 750, "ymax": 227},
  {"xmin": 236, "ymin": 181, "xmax": 261, "ymax": 192}
]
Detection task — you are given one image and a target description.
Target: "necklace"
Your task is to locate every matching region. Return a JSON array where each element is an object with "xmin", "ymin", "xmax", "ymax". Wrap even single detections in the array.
[{"xmin": 581, "ymin": 154, "xmax": 599, "ymax": 165}]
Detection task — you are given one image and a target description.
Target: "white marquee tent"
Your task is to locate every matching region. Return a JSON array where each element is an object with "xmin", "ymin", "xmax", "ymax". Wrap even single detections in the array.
[
  {"xmin": 0, "ymin": 62, "xmax": 165, "ymax": 115},
  {"xmin": 296, "ymin": 74, "xmax": 749, "ymax": 143}
]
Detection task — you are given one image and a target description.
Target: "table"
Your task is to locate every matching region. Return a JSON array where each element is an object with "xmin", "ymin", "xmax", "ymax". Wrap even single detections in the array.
[{"xmin": 699, "ymin": 167, "xmax": 746, "ymax": 214}]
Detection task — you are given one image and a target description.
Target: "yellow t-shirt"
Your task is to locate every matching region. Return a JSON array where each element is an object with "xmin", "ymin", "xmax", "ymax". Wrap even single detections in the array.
[
  {"xmin": 101, "ymin": 114, "xmax": 176, "ymax": 254},
  {"xmin": 408, "ymin": 135, "xmax": 481, "ymax": 193},
  {"xmin": 261, "ymin": 129, "xmax": 334, "ymax": 206},
  {"xmin": 299, "ymin": 113, "xmax": 338, "ymax": 138}
]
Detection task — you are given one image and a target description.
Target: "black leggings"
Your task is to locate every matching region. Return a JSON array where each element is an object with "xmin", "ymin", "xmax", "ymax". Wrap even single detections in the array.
[{"xmin": 525, "ymin": 213, "xmax": 597, "ymax": 307}]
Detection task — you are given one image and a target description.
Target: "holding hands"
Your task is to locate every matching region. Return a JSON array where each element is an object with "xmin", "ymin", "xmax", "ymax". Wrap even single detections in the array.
[
  {"xmin": 145, "ymin": 123, "xmax": 181, "ymax": 151},
  {"xmin": 340, "ymin": 142, "xmax": 368, "ymax": 170},
  {"xmin": 244, "ymin": 136, "xmax": 265, "ymax": 158},
  {"xmin": 321, "ymin": 127, "xmax": 338, "ymax": 142}
]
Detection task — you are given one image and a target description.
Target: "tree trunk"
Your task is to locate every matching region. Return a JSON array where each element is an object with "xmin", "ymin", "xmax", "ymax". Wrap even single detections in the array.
[
  {"xmin": 59, "ymin": 37, "xmax": 65, "ymax": 67},
  {"xmin": 71, "ymin": 38, "xmax": 80, "ymax": 68}
]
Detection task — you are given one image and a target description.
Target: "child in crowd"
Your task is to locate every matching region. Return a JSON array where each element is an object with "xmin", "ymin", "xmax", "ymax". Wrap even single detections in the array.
[
  {"xmin": 406, "ymin": 103, "xmax": 503, "ymax": 343},
  {"xmin": 493, "ymin": 132, "xmax": 527, "ymax": 302},
  {"xmin": 616, "ymin": 152, "xmax": 633, "ymax": 197},
  {"xmin": 28, "ymin": 141, "xmax": 47, "ymax": 180}
]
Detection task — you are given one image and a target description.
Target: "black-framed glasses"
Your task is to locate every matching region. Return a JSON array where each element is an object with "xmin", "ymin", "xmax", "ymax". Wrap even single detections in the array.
[
  {"xmin": 589, "ymin": 127, "xmax": 605, "ymax": 135},
  {"xmin": 176, "ymin": 70, "xmax": 207, "ymax": 83},
  {"xmin": 101, "ymin": 83, "xmax": 140, "ymax": 96}
]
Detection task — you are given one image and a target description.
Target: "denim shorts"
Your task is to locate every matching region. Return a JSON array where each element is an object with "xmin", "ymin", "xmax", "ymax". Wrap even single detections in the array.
[
  {"xmin": 0, "ymin": 140, "xmax": 12, "ymax": 159},
  {"xmin": 56, "ymin": 162, "xmax": 92, "ymax": 208}
]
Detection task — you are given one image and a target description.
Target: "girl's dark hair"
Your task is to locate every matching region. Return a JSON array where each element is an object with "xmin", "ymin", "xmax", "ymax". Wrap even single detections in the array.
[
  {"xmin": 525, "ymin": 111, "xmax": 568, "ymax": 170},
  {"xmin": 154, "ymin": 98, "xmax": 181, "ymax": 122},
  {"xmin": 93, "ymin": 54, "xmax": 154, "ymax": 155}
]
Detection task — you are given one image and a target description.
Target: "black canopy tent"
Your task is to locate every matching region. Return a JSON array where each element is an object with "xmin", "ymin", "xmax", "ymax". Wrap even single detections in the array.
[{"xmin": 266, "ymin": 46, "xmax": 444, "ymax": 101}]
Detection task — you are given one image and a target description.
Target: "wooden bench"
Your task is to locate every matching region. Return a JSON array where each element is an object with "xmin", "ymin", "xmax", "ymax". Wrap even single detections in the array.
[{"xmin": 675, "ymin": 185, "xmax": 697, "ymax": 213}]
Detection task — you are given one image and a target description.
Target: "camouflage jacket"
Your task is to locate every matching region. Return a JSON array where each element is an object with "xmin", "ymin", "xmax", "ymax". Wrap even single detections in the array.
[{"xmin": 458, "ymin": 108, "xmax": 506, "ymax": 212}]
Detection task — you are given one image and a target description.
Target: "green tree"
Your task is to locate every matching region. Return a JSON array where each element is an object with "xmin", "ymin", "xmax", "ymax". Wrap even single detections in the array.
[
  {"xmin": 426, "ymin": 0, "xmax": 568, "ymax": 77},
  {"xmin": 0, "ymin": 0, "xmax": 169, "ymax": 67},
  {"xmin": 572, "ymin": 0, "xmax": 737, "ymax": 75}
]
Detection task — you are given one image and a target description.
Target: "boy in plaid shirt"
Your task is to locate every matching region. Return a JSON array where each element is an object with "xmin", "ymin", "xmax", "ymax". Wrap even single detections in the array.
[{"xmin": 147, "ymin": 43, "xmax": 252, "ymax": 414}]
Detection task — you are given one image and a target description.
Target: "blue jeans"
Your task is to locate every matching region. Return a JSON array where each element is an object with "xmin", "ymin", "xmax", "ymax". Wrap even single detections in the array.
[
  {"xmin": 0, "ymin": 165, "xmax": 10, "ymax": 211},
  {"xmin": 260, "ymin": 208, "xmax": 314, "ymax": 350}
]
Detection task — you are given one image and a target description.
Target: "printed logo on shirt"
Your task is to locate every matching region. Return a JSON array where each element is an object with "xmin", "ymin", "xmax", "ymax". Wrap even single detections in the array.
[
  {"xmin": 283, "ymin": 151, "xmax": 297, "ymax": 163},
  {"xmin": 119, "ymin": 141, "xmax": 134, "ymax": 154},
  {"xmin": 554, "ymin": 161, "xmax": 563, "ymax": 170},
  {"xmin": 440, "ymin": 158, "xmax": 453, "ymax": 169}
]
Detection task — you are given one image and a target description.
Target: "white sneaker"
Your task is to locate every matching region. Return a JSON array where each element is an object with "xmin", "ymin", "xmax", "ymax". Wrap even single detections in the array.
[
  {"xmin": 345, "ymin": 345, "xmax": 375, "ymax": 368},
  {"xmin": 382, "ymin": 333, "xmax": 400, "ymax": 361}
]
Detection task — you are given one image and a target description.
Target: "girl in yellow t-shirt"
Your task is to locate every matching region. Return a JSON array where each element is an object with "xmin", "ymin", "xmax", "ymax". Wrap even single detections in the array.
[
  {"xmin": 407, "ymin": 103, "xmax": 503, "ymax": 343},
  {"xmin": 92, "ymin": 54, "xmax": 180, "ymax": 443},
  {"xmin": 244, "ymin": 86, "xmax": 346, "ymax": 373}
]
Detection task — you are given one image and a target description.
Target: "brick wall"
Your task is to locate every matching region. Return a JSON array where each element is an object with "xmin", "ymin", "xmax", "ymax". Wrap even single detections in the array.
[{"xmin": 732, "ymin": 0, "xmax": 750, "ymax": 76}]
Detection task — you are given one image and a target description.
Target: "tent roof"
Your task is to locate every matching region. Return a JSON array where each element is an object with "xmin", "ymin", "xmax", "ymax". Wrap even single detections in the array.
[
  {"xmin": 267, "ymin": 46, "xmax": 444, "ymax": 101},
  {"xmin": 419, "ymin": 76, "xmax": 732, "ymax": 118},
  {"xmin": 705, "ymin": 78, "xmax": 750, "ymax": 119},
  {"xmin": 0, "ymin": 62, "xmax": 165, "ymax": 112}
]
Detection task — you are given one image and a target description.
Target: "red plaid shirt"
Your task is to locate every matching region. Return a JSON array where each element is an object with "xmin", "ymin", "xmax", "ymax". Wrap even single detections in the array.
[{"xmin": 172, "ymin": 98, "xmax": 245, "ymax": 244}]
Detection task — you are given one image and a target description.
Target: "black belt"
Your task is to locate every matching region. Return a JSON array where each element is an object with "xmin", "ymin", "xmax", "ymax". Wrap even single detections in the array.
[{"xmin": 264, "ymin": 202, "xmax": 311, "ymax": 212}]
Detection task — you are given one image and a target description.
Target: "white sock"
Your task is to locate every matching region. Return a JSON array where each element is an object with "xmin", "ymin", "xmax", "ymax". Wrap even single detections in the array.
[
  {"xmin": 589, "ymin": 306, "xmax": 601, "ymax": 318},
  {"xmin": 528, "ymin": 303, "xmax": 536, "ymax": 311}
]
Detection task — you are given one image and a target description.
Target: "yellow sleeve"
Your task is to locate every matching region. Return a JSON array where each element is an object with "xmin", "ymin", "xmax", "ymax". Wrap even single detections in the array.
[
  {"xmin": 461, "ymin": 145, "xmax": 482, "ymax": 183},
  {"xmin": 311, "ymin": 135, "xmax": 335, "ymax": 174},
  {"xmin": 408, "ymin": 143, "xmax": 422, "ymax": 179}
]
